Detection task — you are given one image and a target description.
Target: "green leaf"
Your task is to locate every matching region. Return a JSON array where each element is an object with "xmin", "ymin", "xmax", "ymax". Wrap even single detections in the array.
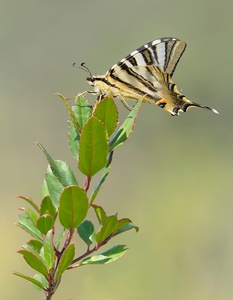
[
  {"xmin": 40, "ymin": 195, "xmax": 56, "ymax": 219},
  {"xmin": 43, "ymin": 230, "xmax": 55, "ymax": 270},
  {"xmin": 72, "ymin": 95, "xmax": 93, "ymax": 130},
  {"xmin": 13, "ymin": 272, "xmax": 47, "ymax": 290},
  {"xmin": 22, "ymin": 244, "xmax": 43, "ymax": 257},
  {"xmin": 27, "ymin": 240, "xmax": 43, "ymax": 253},
  {"xmin": 16, "ymin": 214, "xmax": 43, "ymax": 241},
  {"xmin": 44, "ymin": 161, "xmax": 78, "ymax": 209},
  {"xmin": 57, "ymin": 93, "xmax": 81, "ymax": 133},
  {"xmin": 114, "ymin": 219, "xmax": 139, "ymax": 236},
  {"xmin": 44, "ymin": 167, "xmax": 63, "ymax": 209},
  {"xmin": 93, "ymin": 98, "xmax": 118, "ymax": 137},
  {"xmin": 80, "ymin": 245, "xmax": 128, "ymax": 265},
  {"xmin": 54, "ymin": 227, "xmax": 66, "ymax": 249},
  {"xmin": 33, "ymin": 274, "xmax": 49, "ymax": 291},
  {"xmin": 77, "ymin": 220, "xmax": 95, "ymax": 245},
  {"xmin": 68, "ymin": 96, "xmax": 93, "ymax": 159},
  {"xmin": 90, "ymin": 151, "xmax": 113, "ymax": 204},
  {"xmin": 37, "ymin": 144, "xmax": 78, "ymax": 189},
  {"xmin": 25, "ymin": 208, "xmax": 38, "ymax": 225},
  {"xmin": 41, "ymin": 179, "xmax": 49, "ymax": 198},
  {"xmin": 58, "ymin": 186, "xmax": 88, "ymax": 229},
  {"xmin": 78, "ymin": 117, "xmax": 108, "ymax": 177},
  {"xmin": 18, "ymin": 250, "xmax": 48, "ymax": 276},
  {"xmin": 95, "ymin": 215, "xmax": 117, "ymax": 243},
  {"xmin": 91, "ymin": 204, "xmax": 107, "ymax": 225},
  {"xmin": 69, "ymin": 118, "xmax": 80, "ymax": 160},
  {"xmin": 36, "ymin": 214, "xmax": 54, "ymax": 235},
  {"xmin": 55, "ymin": 243, "xmax": 75, "ymax": 279},
  {"xmin": 17, "ymin": 196, "xmax": 40, "ymax": 213},
  {"xmin": 109, "ymin": 98, "xmax": 143, "ymax": 151},
  {"xmin": 37, "ymin": 143, "xmax": 69, "ymax": 187}
]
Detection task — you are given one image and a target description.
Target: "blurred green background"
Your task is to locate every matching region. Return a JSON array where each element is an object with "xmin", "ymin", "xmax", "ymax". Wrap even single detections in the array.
[{"xmin": 2, "ymin": 1, "xmax": 233, "ymax": 299}]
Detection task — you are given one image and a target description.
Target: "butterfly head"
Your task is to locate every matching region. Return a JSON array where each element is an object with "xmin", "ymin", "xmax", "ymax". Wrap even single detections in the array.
[
  {"xmin": 86, "ymin": 75, "xmax": 96, "ymax": 86},
  {"xmin": 76, "ymin": 62, "xmax": 102, "ymax": 94}
]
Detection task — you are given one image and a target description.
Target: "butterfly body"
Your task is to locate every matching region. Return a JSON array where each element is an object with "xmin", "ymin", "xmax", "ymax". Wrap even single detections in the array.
[{"xmin": 86, "ymin": 37, "xmax": 218, "ymax": 116}]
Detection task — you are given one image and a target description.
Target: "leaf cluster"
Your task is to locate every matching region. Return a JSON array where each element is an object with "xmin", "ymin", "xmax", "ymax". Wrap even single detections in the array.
[{"xmin": 14, "ymin": 95, "xmax": 142, "ymax": 299}]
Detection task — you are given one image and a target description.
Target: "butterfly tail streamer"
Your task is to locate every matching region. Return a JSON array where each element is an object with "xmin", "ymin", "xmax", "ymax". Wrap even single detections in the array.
[{"xmin": 182, "ymin": 101, "xmax": 219, "ymax": 114}]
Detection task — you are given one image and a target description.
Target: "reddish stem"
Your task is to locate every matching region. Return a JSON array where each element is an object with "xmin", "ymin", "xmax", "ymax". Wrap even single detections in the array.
[{"xmin": 84, "ymin": 176, "xmax": 91, "ymax": 192}]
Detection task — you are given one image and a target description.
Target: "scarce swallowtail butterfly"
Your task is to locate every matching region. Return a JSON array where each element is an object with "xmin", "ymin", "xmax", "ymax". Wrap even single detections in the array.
[{"xmin": 85, "ymin": 37, "xmax": 218, "ymax": 116}]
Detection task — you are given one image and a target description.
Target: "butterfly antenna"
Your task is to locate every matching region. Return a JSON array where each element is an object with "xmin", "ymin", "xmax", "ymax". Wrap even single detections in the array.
[{"xmin": 73, "ymin": 62, "xmax": 93, "ymax": 77}]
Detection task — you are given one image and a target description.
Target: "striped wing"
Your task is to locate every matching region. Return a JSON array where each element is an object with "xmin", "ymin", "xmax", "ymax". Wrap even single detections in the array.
[
  {"xmin": 86, "ymin": 37, "xmax": 218, "ymax": 115},
  {"xmin": 116, "ymin": 37, "xmax": 186, "ymax": 77},
  {"xmin": 106, "ymin": 38, "xmax": 187, "ymax": 101}
]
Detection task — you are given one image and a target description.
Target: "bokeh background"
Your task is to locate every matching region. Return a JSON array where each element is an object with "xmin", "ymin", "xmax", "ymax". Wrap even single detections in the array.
[{"xmin": 2, "ymin": 1, "xmax": 233, "ymax": 299}]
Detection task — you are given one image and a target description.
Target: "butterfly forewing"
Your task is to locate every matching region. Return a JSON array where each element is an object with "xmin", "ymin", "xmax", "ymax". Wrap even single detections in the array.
[{"xmin": 117, "ymin": 38, "xmax": 186, "ymax": 76}]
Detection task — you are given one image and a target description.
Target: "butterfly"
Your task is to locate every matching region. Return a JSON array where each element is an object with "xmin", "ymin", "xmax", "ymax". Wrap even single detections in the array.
[{"xmin": 84, "ymin": 37, "xmax": 218, "ymax": 116}]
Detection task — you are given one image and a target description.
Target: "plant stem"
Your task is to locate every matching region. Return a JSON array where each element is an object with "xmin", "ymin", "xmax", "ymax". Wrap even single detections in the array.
[
  {"xmin": 84, "ymin": 175, "xmax": 91, "ymax": 192},
  {"xmin": 69, "ymin": 245, "xmax": 97, "ymax": 267},
  {"xmin": 44, "ymin": 292, "xmax": 52, "ymax": 300}
]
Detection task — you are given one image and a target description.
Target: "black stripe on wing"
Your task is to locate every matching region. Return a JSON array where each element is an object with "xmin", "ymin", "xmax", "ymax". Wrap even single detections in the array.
[
  {"xmin": 109, "ymin": 64, "xmax": 158, "ymax": 94},
  {"xmin": 115, "ymin": 37, "xmax": 186, "ymax": 77}
]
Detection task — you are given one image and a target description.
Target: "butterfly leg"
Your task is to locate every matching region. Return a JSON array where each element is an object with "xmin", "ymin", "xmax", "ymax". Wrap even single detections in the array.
[
  {"xmin": 97, "ymin": 94, "xmax": 106, "ymax": 101},
  {"xmin": 120, "ymin": 93, "xmax": 151, "ymax": 110},
  {"xmin": 120, "ymin": 99, "xmax": 133, "ymax": 111}
]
